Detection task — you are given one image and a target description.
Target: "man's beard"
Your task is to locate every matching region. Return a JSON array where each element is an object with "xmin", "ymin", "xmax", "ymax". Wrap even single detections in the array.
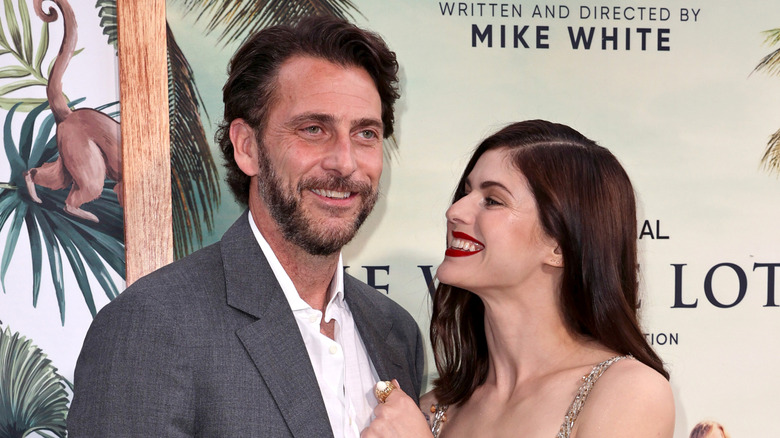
[{"xmin": 255, "ymin": 142, "xmax": 379, "ymax": 256}]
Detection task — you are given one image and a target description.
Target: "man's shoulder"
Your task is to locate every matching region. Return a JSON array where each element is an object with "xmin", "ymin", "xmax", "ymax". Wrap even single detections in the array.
[
  {"xmin": 85, "ymin": 241, "xmax": 232, "ymax": 343},
  {"xmin": 104, "ymin": 241, "xmax": 225, "ymax": 313},
  {"xmin": 344, "ymin": 274, "xmax": 394, "ymax": 305},
  {"xmin": 133, "ymin": 242, "xmax": 223, "ymax": 293},
  {"xmin": 343, "ymin": 274, "xmax": 416, "ymax": 324}
]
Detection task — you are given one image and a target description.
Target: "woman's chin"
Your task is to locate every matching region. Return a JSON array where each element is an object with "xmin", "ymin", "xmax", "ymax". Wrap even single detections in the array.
[{"xmin": 436, "ymin": 262, "xmax": 467, "ymax": 289}]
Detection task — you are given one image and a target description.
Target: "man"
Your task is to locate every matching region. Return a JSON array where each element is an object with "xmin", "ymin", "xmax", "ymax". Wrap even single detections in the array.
[{"xmin": 67, "ymin": 16, "xmax": 424, "ymax": 437}]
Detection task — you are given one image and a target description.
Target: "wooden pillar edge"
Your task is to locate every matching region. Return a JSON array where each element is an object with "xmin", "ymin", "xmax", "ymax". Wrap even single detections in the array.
[{"xmin": 117, "ymin": 0, "xmax": 173, "ymax": 285}]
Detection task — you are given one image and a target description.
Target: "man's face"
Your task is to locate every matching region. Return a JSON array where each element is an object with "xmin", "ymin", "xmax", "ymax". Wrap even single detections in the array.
[{"xmin": 255, "ymin": 56, "xmax": 384, "ymax": 256}]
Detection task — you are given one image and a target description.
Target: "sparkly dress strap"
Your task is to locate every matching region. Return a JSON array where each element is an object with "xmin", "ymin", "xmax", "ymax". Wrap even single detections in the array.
[
  {"xmin": 556, "ymin": 355, "xmax": 631, "ymax": 438},
  {"xmin": 429, "ymin": 403, "xmax": 449, "ymax": 438}
]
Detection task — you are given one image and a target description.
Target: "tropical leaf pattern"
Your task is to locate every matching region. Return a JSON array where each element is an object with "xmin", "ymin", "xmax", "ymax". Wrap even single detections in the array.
[
  {"xmin": 0, "ymin": 0, "xmax": 53, "ymax": 111},
  {"xmin": 167, "ymin": 24, "xmax": 220, "ymax": 259},
  {"xmin": 755, "ymin": 29, "xmax": 780, "ymax": 75},
  {"xmin": 0, "ymin": 99, "xmax": 125, "ymax": 325},
  {"xmin": 95, "ymin": 0, "xmax": 118, "ymax": 49},
  {"xmin": 94, "ymin": 2, "xmax": 222, "ymax": 259},
  {"xmin": 0, "ymin": 325, "xmax": 69, "ymax": 438},
  {"xmin": 755, "ymin": 28, "xmax": 780, "ymax": 175},
  {"xmin": 759, "ymin": 129, "xmax": 780, "ymax": 175},
  {"xmin": 170, "ymin": 0, "xmax": 361, "ymax": 44}
]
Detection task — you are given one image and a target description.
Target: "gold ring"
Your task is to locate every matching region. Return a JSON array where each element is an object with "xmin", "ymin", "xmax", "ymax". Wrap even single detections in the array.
[{"xmin": 374, "ymin": 380, "xmax": 396, "ymax": 403}]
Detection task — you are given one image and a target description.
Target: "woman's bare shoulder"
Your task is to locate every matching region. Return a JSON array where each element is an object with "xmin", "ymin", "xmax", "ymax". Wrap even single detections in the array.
[{"xmin": 573, "ymin": 357, "xmax": 675, "ymax": 438}]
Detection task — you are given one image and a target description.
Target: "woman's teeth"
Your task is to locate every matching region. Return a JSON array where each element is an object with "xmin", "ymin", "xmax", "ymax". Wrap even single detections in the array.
[{"xmin": 450, "ymin": 237, "xmax": 483, "ymax": 252}]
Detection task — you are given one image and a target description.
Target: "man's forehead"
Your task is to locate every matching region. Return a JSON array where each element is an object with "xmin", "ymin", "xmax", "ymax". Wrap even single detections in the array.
[
  {"xmin": 275, "ymin": 55, "xmax": 376, "ymax": 92},
  {"xmin": 269, "ymin": 56, "xmax": 382, "ymax": 118}
]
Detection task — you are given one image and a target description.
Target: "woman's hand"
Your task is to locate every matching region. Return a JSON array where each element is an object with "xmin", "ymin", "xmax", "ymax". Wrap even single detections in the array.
[{"xmin": 361, "ymin": 379, "xmax": 434, "ymax": 438}]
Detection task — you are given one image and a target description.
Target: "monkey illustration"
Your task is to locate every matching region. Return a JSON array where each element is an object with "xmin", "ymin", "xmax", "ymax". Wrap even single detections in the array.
[{"xmin": 24, "ymin": 0, "xmax": 122, "ymax": 223}]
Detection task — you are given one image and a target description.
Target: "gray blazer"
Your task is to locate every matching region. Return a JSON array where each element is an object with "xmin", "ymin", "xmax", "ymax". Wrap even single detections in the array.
[{"xmin": 68, "ymin": 212, "xmax": 425, "ymax": 437}]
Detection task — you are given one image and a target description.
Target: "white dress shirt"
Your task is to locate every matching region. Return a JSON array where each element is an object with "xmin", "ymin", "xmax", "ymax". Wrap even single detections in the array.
[{"xmin": 247, "ymin": 213, "xmax": 379, "ymax": 437}]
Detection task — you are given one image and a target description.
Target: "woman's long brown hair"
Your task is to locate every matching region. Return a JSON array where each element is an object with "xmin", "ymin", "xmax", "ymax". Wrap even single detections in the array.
[{"xmin": 431, "ymin": 120, "xmax": 668, "ymax": 406}]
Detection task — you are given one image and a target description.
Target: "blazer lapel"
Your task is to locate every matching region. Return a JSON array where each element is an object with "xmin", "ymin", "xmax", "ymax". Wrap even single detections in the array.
[
  {"xmin": 222, "ymin": 212, "xmax": 334, "ymax": 438},
  {"xmin": 344, "ymin": 277, "xmax": 407, "ymax": 384}
]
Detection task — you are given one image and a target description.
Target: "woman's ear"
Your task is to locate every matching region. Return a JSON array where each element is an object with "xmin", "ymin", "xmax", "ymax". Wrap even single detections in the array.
[
  {"xmin": 230, "ymin": 119, "xmax": 260, "ymax": 177},
  {"xmin": 545, "ymin": 245, "xmax": 564, "ymax": 268}
]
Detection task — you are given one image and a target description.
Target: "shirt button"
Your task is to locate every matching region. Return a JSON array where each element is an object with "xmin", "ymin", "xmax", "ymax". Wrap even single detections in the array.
[
  {"xmin": 309, "ymin": 315, "xmax": 318, "ymax": 324},
  {"xmin": 329, "ymin": 344, "xmax": 338, "ymax": 355}
]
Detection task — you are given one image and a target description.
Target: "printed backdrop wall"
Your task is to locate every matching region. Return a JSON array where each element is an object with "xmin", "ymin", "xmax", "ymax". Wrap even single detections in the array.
[
  {"xmin": 0, "ymin": 0, "xmax": 121, "ymax": 435},
  {"xmin": 0, "ymin": 0, "xmax": 778, "ymax": 437},
  {"xmin": 169, "ymin": 2, "xmax": 780, "ymax": 435}
]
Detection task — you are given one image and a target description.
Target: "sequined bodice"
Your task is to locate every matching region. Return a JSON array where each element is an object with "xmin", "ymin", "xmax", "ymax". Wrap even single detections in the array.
[
  {"xmin": 555, "ymin": 355, "xmax": 629, "ymax": 437},
  {"xmin": 429, "ymin": 355, "xmax": 630, "ymax": 438}
]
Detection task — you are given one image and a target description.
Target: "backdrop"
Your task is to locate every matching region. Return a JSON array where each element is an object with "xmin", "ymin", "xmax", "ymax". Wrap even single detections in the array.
[
  {"xmin": 170, "ymin": 2, "xmax": 780, "ymax": 435},
  {"xmin": 1, "ymin": 1, "xmax": 779, "ymax": 436}
]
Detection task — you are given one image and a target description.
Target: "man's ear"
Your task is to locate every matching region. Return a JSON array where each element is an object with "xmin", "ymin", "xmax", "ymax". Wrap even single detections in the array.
[
  {"xmin": 230, "ymin": 119, "xmax": 260, "ymax": 176},
  {"xmin": 545, "ymin": 245, "xmax": 564, "ymax": 268}
]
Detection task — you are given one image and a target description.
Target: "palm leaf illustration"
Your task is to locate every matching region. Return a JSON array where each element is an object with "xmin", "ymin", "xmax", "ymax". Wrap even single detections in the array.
[
  {"xmin": 170, "ymin": 0, "xmax": 361, "ymax": 44},
  {"xmin": 0, "ymin": 100, "xmax": 124, "ymax": 325},
  {"xmin": 0, "ymin": 0, "xmax": 52, "ymax": 111},
  {"xmin": 167, "ymin": 24, "xmax": 220, "ymax": 259},
  {"xmin": 96, "ymin": 1, "xmax": 222, "ymax": 259},
  {"xmin": 0, "ymin": 326, "xmax": 69, "ymax": 438},
  {"xmin": 95, "ymin": 0, "xmax": 118, "ymax": 49},
  {"xmin": 754, "ymin": 28, "xmax": 780, "ymax": 175}
]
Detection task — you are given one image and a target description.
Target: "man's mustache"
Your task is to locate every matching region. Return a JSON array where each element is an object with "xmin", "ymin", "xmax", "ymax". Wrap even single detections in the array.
[{"xmin": 298, "ymin": 175, "xmax": 373, "ymax": 196}]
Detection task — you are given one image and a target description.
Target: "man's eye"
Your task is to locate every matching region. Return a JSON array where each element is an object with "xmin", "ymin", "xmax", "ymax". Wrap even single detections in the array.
[
  {"xmin": 359, "ymin": 130, "xmax": 377, "ymax": 139},
  {"xmin": 303, "ymin": 126, "xmax": 321, "ymax": 134}
]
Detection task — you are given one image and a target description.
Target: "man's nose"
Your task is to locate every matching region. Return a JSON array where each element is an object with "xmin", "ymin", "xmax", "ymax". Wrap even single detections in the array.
[{"xmin": 322, "ymin": 133, "xmax": 358, "ymax": 176}]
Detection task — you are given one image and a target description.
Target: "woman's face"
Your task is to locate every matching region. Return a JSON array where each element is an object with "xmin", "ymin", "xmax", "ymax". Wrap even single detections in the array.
[{"xmin": 436, "ymin": 148, "xmax": 560, "ymax": 295}]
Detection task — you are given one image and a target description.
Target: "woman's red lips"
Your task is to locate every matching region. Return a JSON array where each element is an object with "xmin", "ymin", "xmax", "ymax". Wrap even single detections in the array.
[
  {"xmin": 452, "ymin": 231, "xmax": 484, "ymax": 245},
  {"xmin": 446, "ymin": 231, "xmax": 485, "ymax": 257}
]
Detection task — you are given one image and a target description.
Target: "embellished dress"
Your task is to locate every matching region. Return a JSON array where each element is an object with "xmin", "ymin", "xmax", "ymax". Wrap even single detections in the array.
[{"xmin": 428, "ymin": 355, "xmax": 631, "ymax": 438}]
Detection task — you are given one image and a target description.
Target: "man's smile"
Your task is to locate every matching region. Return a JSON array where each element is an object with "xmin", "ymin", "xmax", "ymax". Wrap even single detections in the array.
[{"xmin": 310, "ymin": 188, "xmax": 352, "ymax": 199}]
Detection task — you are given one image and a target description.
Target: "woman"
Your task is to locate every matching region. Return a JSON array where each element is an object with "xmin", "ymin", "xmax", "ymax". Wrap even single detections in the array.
[{"xmin": 362, "ymin": 120, "xmax": 674, "ymax": 438}]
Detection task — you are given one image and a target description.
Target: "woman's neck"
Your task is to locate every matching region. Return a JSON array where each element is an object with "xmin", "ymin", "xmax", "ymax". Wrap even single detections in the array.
[{"xmin": 477, "ymin": 283, "xmax": 600, "ymax": 396}]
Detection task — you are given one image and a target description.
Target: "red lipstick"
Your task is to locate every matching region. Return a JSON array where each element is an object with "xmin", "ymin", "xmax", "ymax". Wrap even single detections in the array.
[{"xmin": 445, "ymin": 231, "xmax": 485, "ymax": 257}]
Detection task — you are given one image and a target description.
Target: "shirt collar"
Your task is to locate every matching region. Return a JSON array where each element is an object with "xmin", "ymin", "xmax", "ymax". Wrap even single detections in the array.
[{"xmin": 247, "ymin": 211, "xmax": 345, "ymax": 315}]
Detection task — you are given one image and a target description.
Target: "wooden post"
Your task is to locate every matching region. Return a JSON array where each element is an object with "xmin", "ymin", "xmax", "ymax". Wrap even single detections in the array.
[{"xmin": 116, "ymin": 0, "xmax": 173, "ymax": 285}]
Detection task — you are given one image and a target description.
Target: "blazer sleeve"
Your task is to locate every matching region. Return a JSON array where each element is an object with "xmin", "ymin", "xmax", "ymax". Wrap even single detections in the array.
[{"xmin": 67, "ymin": 287, "xmax": 196, "ymax": 437}]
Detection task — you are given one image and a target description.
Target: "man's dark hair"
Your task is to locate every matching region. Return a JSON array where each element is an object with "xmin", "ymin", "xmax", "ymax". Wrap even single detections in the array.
[{"xmin": 215, "ymin": 15, "xmax": 400, "ymax": 205}]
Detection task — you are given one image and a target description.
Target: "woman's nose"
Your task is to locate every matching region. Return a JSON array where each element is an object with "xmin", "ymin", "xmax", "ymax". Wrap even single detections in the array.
[{"xmin": 445, "ymin": 194, "xmax": 472, "ymax": 225}]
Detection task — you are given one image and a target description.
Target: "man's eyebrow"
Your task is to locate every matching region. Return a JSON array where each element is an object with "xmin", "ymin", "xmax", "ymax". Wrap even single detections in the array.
[
  {"xmin": 284, "ymin": 113, "xmax": 383, "ymax": 132},
  {"xmin": 351, "ymin": 117, "xmax": 384, "ymax": 131},
  {"xmin": 284, "ymin": 112, "xmax": 335, "ymax": 128}
]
